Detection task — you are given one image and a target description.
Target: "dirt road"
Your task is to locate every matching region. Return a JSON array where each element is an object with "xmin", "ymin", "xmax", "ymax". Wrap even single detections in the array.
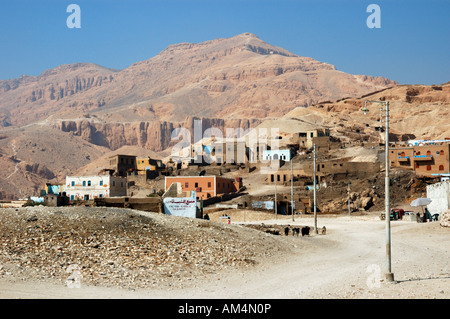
[
  {"xmin": 0, "ymin": 212, "xmax": 448, "ymax": 299},
  {"xmin": 151, "ymin": 215, "xmax": 449, "ymax": 299}
]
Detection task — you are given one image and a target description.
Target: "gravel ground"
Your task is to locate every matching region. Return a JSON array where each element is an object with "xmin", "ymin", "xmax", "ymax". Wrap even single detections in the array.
[
  {"xmin": 0, "ymin": 207, "xmax": 449, "ymax": 299},
  {"xmin": 0, "ymin": 206, "xmax": 296, "ymax": 292}
]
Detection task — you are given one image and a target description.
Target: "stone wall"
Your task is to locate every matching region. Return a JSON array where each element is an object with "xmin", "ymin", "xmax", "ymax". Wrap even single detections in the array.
[{"xmin": 426, "ymin": 181, "xmax": 450, "ymax": 215}]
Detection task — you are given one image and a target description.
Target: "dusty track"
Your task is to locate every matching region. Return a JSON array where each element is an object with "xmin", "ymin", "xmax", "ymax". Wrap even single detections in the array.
[{"xmin": 0, "ymin": 210, "xmax": 448, "ymax": 299}]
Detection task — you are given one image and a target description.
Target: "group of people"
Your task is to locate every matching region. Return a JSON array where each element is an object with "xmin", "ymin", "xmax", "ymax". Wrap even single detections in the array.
[{"xmin": 416, "ymin": 208, "xmax": 437, "ymax": 223}]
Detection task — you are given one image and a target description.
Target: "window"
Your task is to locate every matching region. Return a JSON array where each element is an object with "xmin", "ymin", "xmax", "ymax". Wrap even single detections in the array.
[
  {"xmin": 208, "ymin": 182, "xmax": 211, "ymax": 187},
  {"xmin": 195, "ymin": 182, "xmax": 198, "ymax": 188},
  {"xmin": 427, "ymin": 165, "xmax": 432, "ymax": 171},
  {"xmin": 439, "ymin": 165, "xmax": 444, "ymax": 171},
  {"xmin": 100, "ymin": 180, "xmax": 103, "ymax": 186},
  {"xmin": 112, "ymin": 181, "xmax": 116, "ymax": 187},
  {"xmin": 70, "ymin": 195, "xmax": 74, "ymax": 200},
  {"xmin": 416, "ymin": 151, "xmax": 421, "ymax": 155},
  {"xmin": 99, "ymin": 194, "xmax": 103, "ymax": 198},
  {"xmin": 82, "ymin": 181, "xmax": 86, "ymax": 186},
  {"xmin": 88, "ymin": 180, "xmax": 91, "ymax": 186},
  {"xmin": 71, "ymin": 181, "xmax": 75, "ymax": 186},
  {"xmin": 440, "ymin": 150, "xmax": 445, "ymax": 155},
  {"xmin": 185, "ymin": 182, "xmax": 189, "ymax": 188},
  {"xmin": 121, "ymin": 182, "xmax": 123, "ymax": 187},
  {"xmin": 427, "ymin": 151, "xmax": 431, "ymax": 156}
]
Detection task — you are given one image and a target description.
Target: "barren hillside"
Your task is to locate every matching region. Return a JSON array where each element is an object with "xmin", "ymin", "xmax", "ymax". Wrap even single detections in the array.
[
  {"xmin": 0, "ymin": 125, "xmax": 109, "ymax": 199},
  {"xmin": 282, "ymin": 82, "xmax": 450, "ymax": 144}
]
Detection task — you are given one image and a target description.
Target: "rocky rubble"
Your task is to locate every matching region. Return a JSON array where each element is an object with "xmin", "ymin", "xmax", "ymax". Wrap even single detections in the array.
[
  {"xmin": 320, "ymin": 188, "xmax": 379, "ymax": 213},
  {"xmin": 0, "ymin": 206, "xmax": 293, "ymax": 290},
  {"xmin": 440, "ymin": 211, "xmax": 450, "ymax": 227}
]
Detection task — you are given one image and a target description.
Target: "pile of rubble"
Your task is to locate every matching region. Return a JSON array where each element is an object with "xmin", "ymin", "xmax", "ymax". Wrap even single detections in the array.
[
  {"xmin": 440, "ymin": 211, "xmax": 450, "ymax": 227},
  {"xmin": 318, "ymin": 169, "xmax": 419, "ymax": 214},
  {"xmin": 320, "ymin": 188, "xmax": 379, "ymax": 213},
  {"xmin": 0, "ymin": 206, "xmax": 292, "ymax": 290}
]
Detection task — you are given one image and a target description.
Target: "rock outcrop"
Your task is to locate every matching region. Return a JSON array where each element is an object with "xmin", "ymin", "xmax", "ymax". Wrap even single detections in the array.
[
  {"xmin": 58, "ymin": 117, "xmax": 260, "ymax": 151},
  {"xmin": 321, "ymin": 189, "xmax": 379, "ymax": 213},
  {"xmin": 440, "ymin": 211, "xmax": 450, "ymax": 227}
]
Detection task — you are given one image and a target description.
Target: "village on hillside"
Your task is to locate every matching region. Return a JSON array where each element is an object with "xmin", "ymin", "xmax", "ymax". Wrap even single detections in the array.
[{"xmin": 3, "ymin": 118, "xmax": 450, "ymax": 226}]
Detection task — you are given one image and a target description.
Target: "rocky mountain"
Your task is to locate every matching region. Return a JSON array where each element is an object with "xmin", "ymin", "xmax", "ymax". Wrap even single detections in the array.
[
  {"xmin": 0, "ymin": 33, "xmax": 396, "ymax": 127},
  {"xmin": 0, "ymin": 63, "xmax": 117, "ymax": 127},
  {"xmin": 0, "ymin": 33, "xmax": 400, "ymax": 198},
  {"xmin": 282, "ymin": 82, "xmax": 450, "ymax": 145}
]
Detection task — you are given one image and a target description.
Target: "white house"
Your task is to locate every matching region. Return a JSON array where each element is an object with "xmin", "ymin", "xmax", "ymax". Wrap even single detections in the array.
[
  {"xmin": 65, "ymin": 175, "xmax": 127, "ymax": 201},
  {"xmin": 262, "ymin": 149, "xmax": 291, "ymax": 161},
  {"xmin": 426, "ymin": 180, "xmax": 450, "ymax": 216}
]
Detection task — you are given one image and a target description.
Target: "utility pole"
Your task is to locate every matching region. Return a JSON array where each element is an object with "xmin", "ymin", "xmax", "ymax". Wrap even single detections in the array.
[
  {"xmin": 275, "ymin": 172, "xmax": 277, "ymax": 220},
  {"xmin": 362, "ymin": 100, "xmax": 394, "ymax": 282},
  {"xmin": 313, "ymin": 143, "xmax": 317, "ymax": 234},
  {"xmin": 291, "ymin": 157, "xmax": 294, "ymax": 222},
  {"xmin": 384, "ymin": 101, "xmax": 393, "ymax": 282}
]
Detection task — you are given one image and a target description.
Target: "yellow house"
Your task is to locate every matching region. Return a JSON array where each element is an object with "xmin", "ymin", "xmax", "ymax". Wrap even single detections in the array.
[{"xmin": 136, "ymin": 157, "xmax": 162, "ymax": 175}]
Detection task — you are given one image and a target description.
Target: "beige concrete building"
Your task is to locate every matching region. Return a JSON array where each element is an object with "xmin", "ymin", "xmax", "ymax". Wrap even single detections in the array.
[
  {"xmin": 165, "ymin": 176, "xmax": 242, "ymax": 200},
  {"xmin": 65, "ymin": 174, "xmax": 127, "ymax": 201},
  {"xmin": 389, "ymin": 143, "xmax": 450, "ymax": 177}
]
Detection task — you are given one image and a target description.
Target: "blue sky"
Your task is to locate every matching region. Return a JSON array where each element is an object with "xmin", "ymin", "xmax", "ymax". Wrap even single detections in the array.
[{"xmin": 0, "ymin": 0, "xmax": 448, "ymax": 85}]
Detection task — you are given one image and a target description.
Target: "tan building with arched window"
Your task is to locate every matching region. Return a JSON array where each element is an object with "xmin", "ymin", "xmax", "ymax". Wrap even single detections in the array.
[{"xmin": 389, "ymin": 143, "xmax": 450, "ymax": 177}]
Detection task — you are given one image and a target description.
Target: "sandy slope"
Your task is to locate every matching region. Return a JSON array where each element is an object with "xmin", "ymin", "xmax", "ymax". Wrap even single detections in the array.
[{"xmin": 0, "ymin": 212, "xmax": 448, "ymax": 299}]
